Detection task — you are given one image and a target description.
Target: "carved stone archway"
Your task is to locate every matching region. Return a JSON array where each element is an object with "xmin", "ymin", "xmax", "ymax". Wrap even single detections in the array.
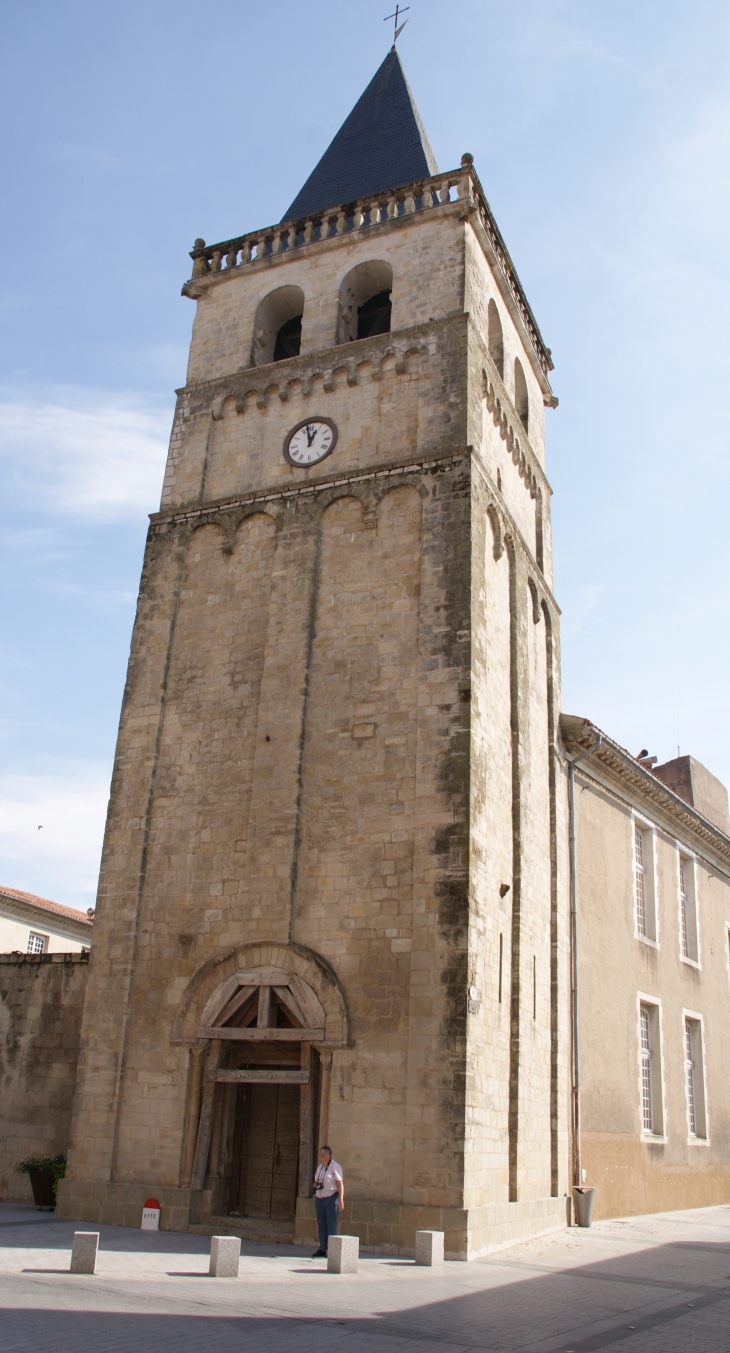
[{"xmin": 188, "ymin": 965, "xmax": 329, "ymax": 1196}]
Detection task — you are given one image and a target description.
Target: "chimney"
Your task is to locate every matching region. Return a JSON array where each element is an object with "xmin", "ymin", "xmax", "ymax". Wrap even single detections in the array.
[{"xmin": 652, "ymin": 755, "xmax": 730, "ymax": 834}]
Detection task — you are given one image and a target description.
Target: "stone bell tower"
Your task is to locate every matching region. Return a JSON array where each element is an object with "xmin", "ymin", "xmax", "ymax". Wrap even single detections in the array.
[{"xmin": 58, "ymin": 47, "xmax": 569, "ymax": 1256}]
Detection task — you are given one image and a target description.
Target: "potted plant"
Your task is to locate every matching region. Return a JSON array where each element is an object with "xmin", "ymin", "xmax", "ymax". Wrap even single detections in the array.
[{"xmin": 13, "ymin": 1155, "xmax": 66, "ymax": 1210}]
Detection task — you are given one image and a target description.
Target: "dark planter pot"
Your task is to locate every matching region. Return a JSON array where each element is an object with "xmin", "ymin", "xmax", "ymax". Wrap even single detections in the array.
[{"xmin": 28, "ymin": 1168, "xmax": 56, "ymax": 1209}]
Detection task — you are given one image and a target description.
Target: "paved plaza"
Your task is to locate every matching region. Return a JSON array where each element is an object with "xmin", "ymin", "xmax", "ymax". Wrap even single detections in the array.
[{"xmin": 1, "ymin": 1200, "xmax": 729, "ymax": 1352}]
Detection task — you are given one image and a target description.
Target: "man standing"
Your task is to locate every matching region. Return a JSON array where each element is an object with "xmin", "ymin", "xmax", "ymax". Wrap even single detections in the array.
[{"xmin": 312, "ymin": 1145, "xmax": 344, "ymax": 1258}]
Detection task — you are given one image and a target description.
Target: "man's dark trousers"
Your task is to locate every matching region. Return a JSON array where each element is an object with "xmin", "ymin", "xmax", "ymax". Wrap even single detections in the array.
[{"xmin": 315, "ymin": 1194, "xmax": 339, "ymax": 1252}]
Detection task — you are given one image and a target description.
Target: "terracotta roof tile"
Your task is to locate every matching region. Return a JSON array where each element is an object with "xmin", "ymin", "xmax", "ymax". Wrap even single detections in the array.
[{"xmin": 0, "ymin": 884, "xmax": 93, "ymax": 928}]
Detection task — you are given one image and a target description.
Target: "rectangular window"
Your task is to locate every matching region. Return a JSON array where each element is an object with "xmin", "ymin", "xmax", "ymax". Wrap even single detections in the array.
[
  {"xmin": 684, "ymin": 1015, "xmax": 708, "ymax": 1140},
  {"xmin": 634, "ymin": 822, "xmax": 657, "ymax": 941},
  {"xmin": 640, "ymin": 1007, "xmax": 653, "ymax": 1131},
  {"xmin": 637, "ymin": 999, "xmax": 664, "ymax": 1136},
  {"xmin": 27, "ymin": 932, "xmax": 47, "ymax": 954},
  {"xmin": 678, "ymin": 854, "xmax": 699, "ymax": 963}
]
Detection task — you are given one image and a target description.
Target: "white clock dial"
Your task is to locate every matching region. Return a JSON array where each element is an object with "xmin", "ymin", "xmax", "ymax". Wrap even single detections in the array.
[{"xmin": 284, "ymin": 418, "xmax": 338, "ymax": 468}]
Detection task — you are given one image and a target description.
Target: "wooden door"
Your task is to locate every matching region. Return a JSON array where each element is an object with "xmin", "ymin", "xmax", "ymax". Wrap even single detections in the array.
[{"xmin": 237, "ymin": 1083, "xmax": 300, "ymax": 1220}]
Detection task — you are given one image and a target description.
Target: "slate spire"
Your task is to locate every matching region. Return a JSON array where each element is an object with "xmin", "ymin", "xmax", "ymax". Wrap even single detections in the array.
[{"xmin": 282, "ymin": 48, "xmax": 439, "ymax": 222}]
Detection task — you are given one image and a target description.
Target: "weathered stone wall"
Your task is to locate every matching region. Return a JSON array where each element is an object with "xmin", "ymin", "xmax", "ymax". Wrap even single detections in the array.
[
  {"xmin": 59, "ymin": 191, "xmax": 566, "ymax": 1256},
  {"xmin": 0, "ymin": 953, "xmax": 88, "ymax": 1200},
  {"xmin": 184, "ymin": 210, "xmax": 465, "ymax": 386},
  {"xmin": 463, "ymin": 227, "xmax": 546, "ymax": 464}
]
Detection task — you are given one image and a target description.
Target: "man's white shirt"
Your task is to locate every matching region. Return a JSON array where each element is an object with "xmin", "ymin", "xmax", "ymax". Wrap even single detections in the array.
[{"xmin": 314, "ymin": 1160, "xmax": 343, "ymax": 1198}]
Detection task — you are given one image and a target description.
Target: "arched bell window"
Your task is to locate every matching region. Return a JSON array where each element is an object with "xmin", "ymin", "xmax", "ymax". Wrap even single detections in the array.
[
  {"xmin": 251, "ymin": 285, "xmax": 305, "ymax": 366},
  {"xmin": 337, "ymin": 260, "xmax": 393, "ymax": 344}
]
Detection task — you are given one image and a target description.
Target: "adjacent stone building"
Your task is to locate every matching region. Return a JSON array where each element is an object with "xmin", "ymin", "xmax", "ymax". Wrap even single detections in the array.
[
  {"xmin": 56, "ymin": 48, "xmax": 569, "ymax": 1256},
  {"xmin": 562, "ymin": 717, "xmax": 730, "ymax": 1220},
  {"xmin": 0, "ymin": 884, "xmax": 93, "ymax": 955}
]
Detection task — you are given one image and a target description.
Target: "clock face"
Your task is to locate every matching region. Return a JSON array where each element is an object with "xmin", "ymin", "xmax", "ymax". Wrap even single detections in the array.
[{"xmin": 284, "ymin": 417, "xmax": 338, "ymax": 468}]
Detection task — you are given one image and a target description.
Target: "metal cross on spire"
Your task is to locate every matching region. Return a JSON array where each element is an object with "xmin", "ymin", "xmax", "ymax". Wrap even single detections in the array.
[{"xmin": 385, "ymin": 5, "xmax": 409, "ymax": 44}]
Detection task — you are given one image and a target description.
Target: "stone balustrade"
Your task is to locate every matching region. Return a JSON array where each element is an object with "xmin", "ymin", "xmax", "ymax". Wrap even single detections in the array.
[
  {"xmin": 190, "ymin": 170, "xmax": 468, "ymax": 278},
  {"xmin": 188, "ymin": 156, "xmax": 553, "ymax": 382}
]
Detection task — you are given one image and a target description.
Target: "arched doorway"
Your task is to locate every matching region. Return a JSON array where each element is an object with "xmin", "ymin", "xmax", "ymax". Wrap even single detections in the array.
[{"xmin": 189, "ymin": 966, "xmax": 326, "ymax": 1224}]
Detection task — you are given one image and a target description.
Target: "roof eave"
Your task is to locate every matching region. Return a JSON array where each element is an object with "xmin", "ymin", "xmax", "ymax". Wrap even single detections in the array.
[{"xmin": 560, "ymin": 715, "xmax": 730, "ymax": 864}]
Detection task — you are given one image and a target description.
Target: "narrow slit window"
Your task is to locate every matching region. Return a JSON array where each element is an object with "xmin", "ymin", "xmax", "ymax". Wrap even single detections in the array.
[
  {"xmin": 498, "ymin": 932, "xmax": 503, "ymax": 1004},
  {"xmin": 488, "ymin": 299, "xmax": 504, "ymax": 378},
  {"xmin": 514, "ymin": 358, "xmax": 529, "ymax": 433}
]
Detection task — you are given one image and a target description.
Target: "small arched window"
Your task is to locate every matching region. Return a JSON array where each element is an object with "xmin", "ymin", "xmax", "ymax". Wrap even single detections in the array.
[
  {"xmin": 251, "ymin": 285, "xmax": 305, "ymax": 367},
  {"xmin": 337, "ymin": 261, "xmax": 393, "ymax": 344},
  {"xmin": 514, "ymin": 358, "xmax": 529, "ymax": 432},
  {"xmin": 488, "ymin": 299, "xmax": 504, "ymax": 379}
]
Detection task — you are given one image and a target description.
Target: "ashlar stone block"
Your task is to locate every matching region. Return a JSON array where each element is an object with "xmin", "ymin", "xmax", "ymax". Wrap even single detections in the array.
[
  {"xmin": 209, "ymin": 1235, "xmax": 241, "ymax": 1277},
  {"xmin": 327, "ymin": 1234, "xmax": 359, "ymax": 1273},
  {"xmin": 70, "ymin": 1231, "xmax": 99, "ymax": 1274},
  {"xmin": 415, "ymin": 1229, "xmax": 444, "ymax": 1265}
]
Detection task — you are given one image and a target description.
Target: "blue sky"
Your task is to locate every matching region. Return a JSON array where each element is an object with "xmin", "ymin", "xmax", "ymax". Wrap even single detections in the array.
[{"xmin": 1, "ymin": 0, "xmax": 729, "ymax": 907}]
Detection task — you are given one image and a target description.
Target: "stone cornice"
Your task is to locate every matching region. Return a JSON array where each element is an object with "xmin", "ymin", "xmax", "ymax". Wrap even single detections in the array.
[
  {"xmin": 175, "ymin": 317, "xmax": 451, "ymax": 415},
  {"xmin": 150, "ymin": 447, "xmax": 470, "ymax": 531},
  {"xmin": 561, "ymin": 715, "xmax": 730, "ymax": 873}
]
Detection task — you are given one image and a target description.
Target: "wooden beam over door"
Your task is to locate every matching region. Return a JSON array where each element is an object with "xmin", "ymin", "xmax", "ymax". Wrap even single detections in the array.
[
  {"xmin": 197, "ymin": 1025, "xmax": 323, "ymax": 1041},
  {"xmin": 207, "ymin": 1069, "xmax": 310, "ymax": 1084}
]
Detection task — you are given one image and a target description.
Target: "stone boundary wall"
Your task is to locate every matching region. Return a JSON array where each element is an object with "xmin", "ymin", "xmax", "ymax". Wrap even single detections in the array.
[{"xmin": 0, "ymin": 953, "xmax": 89, "ymax": 1201}]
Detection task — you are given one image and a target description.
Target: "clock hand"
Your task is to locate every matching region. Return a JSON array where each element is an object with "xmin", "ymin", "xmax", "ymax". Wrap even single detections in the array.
[{"xmin": 305, "ymin": 424, "xmax": 317, "ymax": 448}]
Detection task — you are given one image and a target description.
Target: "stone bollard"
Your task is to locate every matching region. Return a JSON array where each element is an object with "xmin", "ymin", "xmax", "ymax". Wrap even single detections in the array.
[
  {"xmin": 327, "ymin": 1234, "xmax": 359, "ymax": 1273},
  {"xmin": 415, "ymin": 1230, "xmax": 444, "ymax": 1266},
  {"xmin": 70, "ymin": 1232, "xmax": 99, "ymax": 1274},
  {"xmin": 209, "ymin": 1235, "xmax": 241, "ymax": 1277}
]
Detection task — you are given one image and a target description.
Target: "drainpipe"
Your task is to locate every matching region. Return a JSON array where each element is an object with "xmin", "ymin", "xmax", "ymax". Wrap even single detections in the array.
[{"xmin": 567, "ymin": 731, "xmax": 602, "ymax": 1188}]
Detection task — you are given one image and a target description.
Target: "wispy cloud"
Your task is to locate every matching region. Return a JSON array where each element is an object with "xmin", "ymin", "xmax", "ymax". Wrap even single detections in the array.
[
  {"xmin": 0, "ymin": 764, "xmax": 110, "ymax": 907},
  {"xmin": 0, "ymin": 388, "xmax": 172, "ymax": 520}
]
